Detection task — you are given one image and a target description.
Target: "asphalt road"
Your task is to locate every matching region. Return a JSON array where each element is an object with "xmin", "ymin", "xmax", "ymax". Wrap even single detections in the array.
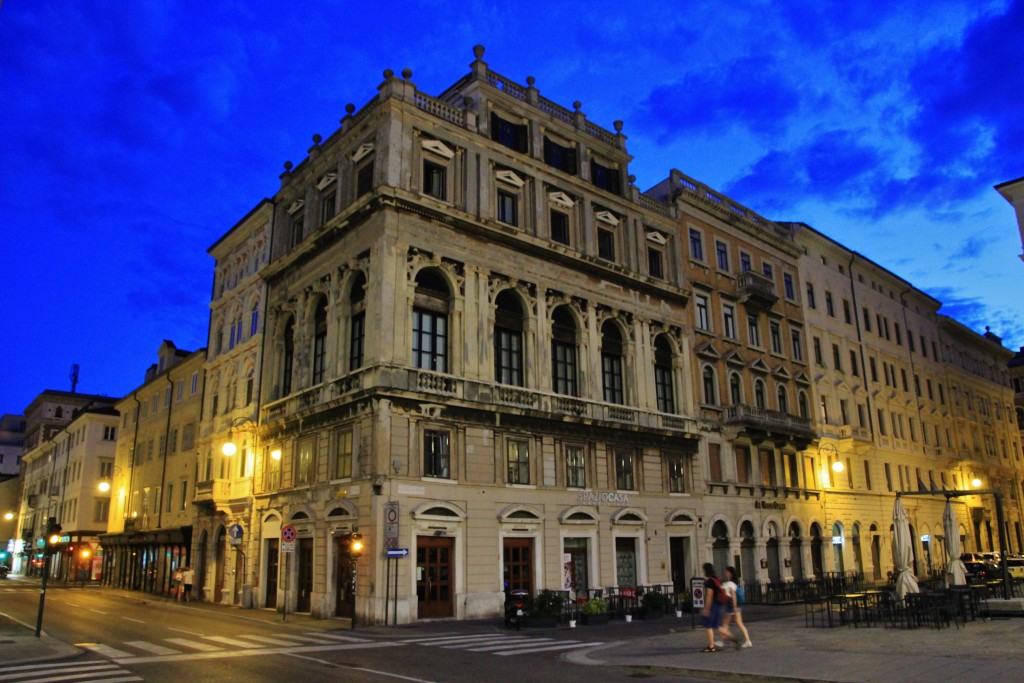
[{"xmin": 0, "ymin": 579, "xmax": 721, "ymax": 682}]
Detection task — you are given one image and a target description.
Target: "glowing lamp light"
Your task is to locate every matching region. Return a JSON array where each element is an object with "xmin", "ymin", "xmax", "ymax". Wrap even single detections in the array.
[
  {"xmin": 98, "ymin": 481, "xmax": 111, "ymax": 493},
  {"xmin": 222, "ymin": 441, "xmax": 238, "ymax": 457},
  {"xmin": 48, "ymin": 534, "xmax": 61, "ymax": 545},
  {"xmin": 831, "ymin": 461, "xmax": 845, "ymax": 474},
  {"xmin": 81, "ymin": 549, "xmax": 91, "ymax": 559},
  {"xmin": 3, "ymin": 512, "xmax": 13, "ymax": 521},
  {"xmin": 971, "ymin": 478, "xmax": 982, "ymax": 488},
  {"xmin": 271, "ymin": 449, "xmax": 282, "ymax": 461}
]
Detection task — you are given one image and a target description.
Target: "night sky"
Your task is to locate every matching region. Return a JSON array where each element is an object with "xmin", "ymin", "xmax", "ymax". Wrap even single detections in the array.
[{"xmin": 2, "ymin": 1, "xmax": 1022, "ymax": 417}]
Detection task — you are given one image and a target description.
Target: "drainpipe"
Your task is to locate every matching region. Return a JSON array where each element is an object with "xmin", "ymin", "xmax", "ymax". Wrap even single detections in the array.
[
  {"xmin": 157, "ymin": 373, "xmax": 175, "ymax": 529},
  {"xmin": 847, "ymin": 254, "xmax": 876, "ymax": 438}
]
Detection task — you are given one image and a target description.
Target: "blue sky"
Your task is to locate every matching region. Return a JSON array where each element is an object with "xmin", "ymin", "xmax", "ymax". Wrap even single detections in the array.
[{"xmin": 1, "ymin": 0, "xmax": 1021, "ymax": 416}]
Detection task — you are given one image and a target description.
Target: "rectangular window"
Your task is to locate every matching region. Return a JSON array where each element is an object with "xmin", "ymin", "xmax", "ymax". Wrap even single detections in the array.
[
  {"xmin": 166, "ymin": 484, "xmax": 174, "ymax": 513},
  {"xmin": 877, "ymin": 410, "xmax": 887, "ymax": 436},
  {"xmin": 423, "ymin": 430, "xmax": 451, "ymax": 479},
  {"xmin": 543, "ymin": 137, "xmax": 577, "ymax": 174},
  {"xmin": 850, "ymin": 350, "xmax": 859, "ymax": 376},
  {"xmin": 740, "ymin": 252, "xmax": 752, "ymax": 272},
  {"xmin": 648, "ymin": 247, "xmax": 664, "ymax": 279},
  {"xmin": 735, "ymin": 445, "xmax": 751, "ymax": 484},
  {"xmin": 176, "ymin": 380, "xmax": 184, "ymax": 402},
  {"xmin": 843, "ymin": 300, "xmax": 852, "ymax": 324},
  {"xmin": 412, "ymin": 308, "xmax": 448, "ymax": 372},
  {"xmin": 615, "ymin": 451, "xmax": 635, "ymax": 490},
  {"xmin": 708, "ymin": 443, "xmax": 723, "ymax": 481},
  {"xmin": 295, "ymin": 438, "xmax": 315, "ymax": 486},
  {"xmin": 497, "ymin": 190, "xmax": 518, "ymax": 226},
  {"xmin": 552, "ymin": 340, "xmax": 578, "ymax": 396},
  {"xmin": 825, "ymin": 291, "xmax": 835, "ymax": 317},
  {"xmin": 655, "ymin": 361, "xmax": 675, "ymax": 413},
  {"xmin": 770, "ymin": 322, "xmax": 782, "ymax": 354},
  {"xmin": 566, "ymin": 446, "xmax": 586, "ymax": 488},
  {"xmin": 507, "ymin": 440, "xmax": 530, "ymax": 485},
  {"xmin": 840, "ymin": 399, "xmax": 850, "ymax": 425},
  {"xmin": 598, "ymin": 228, "xmax": 616, "ymax": 260},
  {"xmin": 181, "ymin": 481, "xmax": 188, "ymax": 510},
  {"xmin": 321, "ymin": 187, "xmax": 337, "ymax": 223},
  {"xmin": 602, "ymin": 351, "xmax": 624, "ymax": 404},
  {"xmin": 791, "ymin": 330, "xmax": 803, "ymax": 361},
  {"xmin": 93, "ymin": 499, "xmax": 110, "ymax": 524},
  {"xmin": 884, "ymin": 463, "xmax": 893, "ymax": 491},
  {"xmin": 783, "ymin": 273, "xmax": 795, "ymax": 299},
  {"xmin": 550, "ymin": 210, "xmax": 570, "ymax": 245},
  {"xmin": 590, "ymin": 160, "xmax": 621, "ymax": 194},
  {"xmin": 715, "ymin": 241, "xmax": 729, "ymax": 271},
  {"xmin": 696, "ymin": 295, "xmax": 711, "ymax": 332},
  {"xmin": 720, "ymin": 305, "xmax": 736, "ymax": 339},
  {"xmin": 103, "ymin": 425, "xmax": 117, "ymax": 441},
  {"xmin": 857, "ymin": 403, "xmax": 867, "ymax": 428},
  {"xmin": 901, "ymin": 369, "xmax": 909, "ymax": 392},
  {"xmin": 863, "ymin": 308, "xmax": 872, "ymax": 332},
  {"xmin": 894, "ymin": 324, "xmax": 902, "ymax": 346},
  {"xmin": 747, "ymin": 316, "xmax": 761, "ymax": 347},
  {"xmin": 688, "ymin": 228, "xmax": 704, "ymax": 261},
  {"xmin": 668, "ymin": 456, "xmax": 687, "ymax": 493},
  {"xmin": 909, "ymin": 333, "xmax": 916, "ymax": 352},
  {"xmin": 356, "ymin": 162, "xmax": 374, "ymax": 197},
  {"xmin": 806, "ymin": 283, "xmax": 816, "ymax": 309},
  {"xmin": 190, "ymin": 372, "xmax": 199, "ymax": 395},
  {"xmin": 349, "ymin": 312, "xmax": 365, "ymax": 370},
  {"xmin": 869, "ymin": 357, "xmax": 878, "ymax": 382},
  {"xmin": 832, "ymin": 344, "xmax": 842, "ymax": 371},
  {"xmin": 423, "ymin": 161, "xmax": 447, "ymax": 200},
  {"xmin": 813, "ymin": 337, "xmax": 823, "ymax": 365},
  {"xmin": 492, "ymin": 113, "xmax": 529, "ymax": 153},
  {"xmin": 290, "ymin": 212, "xmax": 304, "ymax": 247},
  {"xmin": 495, "ymin": 327, "xmax": 523, "ymax": 386},
  {"xmin": 335, "ymin": 429, "xmax": 353, "ymax": 479}
]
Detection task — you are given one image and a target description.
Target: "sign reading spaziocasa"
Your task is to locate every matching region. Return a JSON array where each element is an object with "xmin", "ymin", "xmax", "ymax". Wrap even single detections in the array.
[{"xmin": 577, "ymin": 491, "xmax": 631, "ymax": 505}]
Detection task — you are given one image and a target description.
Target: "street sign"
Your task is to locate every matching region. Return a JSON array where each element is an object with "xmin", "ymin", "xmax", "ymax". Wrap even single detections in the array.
[
  {"xmin": 384, "ymin": 502, "xmax": 399, "ymax": 550},
  {"xmin": 282, "ymin": 541, "xmax": 295, "ymax": 553},
  {"xmin": 281, "ymin": 525, "xmax": 297, "ymax": 542},
  {"xmin": 691, "ymin": 577, "xmax": 706, "ymax": 609},
  {"xmin": 385, "ymin": 548, "xmax": 409, "ymax": 558},
  {"xmin": 228, "ymin": 524, "xmax": 244, "ymax": 539}
]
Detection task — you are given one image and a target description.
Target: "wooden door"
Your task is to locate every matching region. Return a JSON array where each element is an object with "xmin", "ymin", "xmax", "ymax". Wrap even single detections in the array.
[
  {"xmin": 335, "ymin": 536, "xmax": 354, "ymax": 618},
  {"xmin": 265, "ymin": 539, "xmax": 279, "ymax": 609},
  {"xmin": 297, "ymin": 538, "xmax": 314, "ymax": 612},
  {"xmin": 417, "ymin": 536, "xmax": 454, "ymax": 618},
  {"xmin": 502, "ymin": 537, "xmax": 533, "ymax": 593}
]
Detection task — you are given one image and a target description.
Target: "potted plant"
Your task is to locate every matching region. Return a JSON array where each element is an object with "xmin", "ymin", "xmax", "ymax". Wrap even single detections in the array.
[
  {"xmin": 529, "ymin": 589, "xmax": 563, "ymax": 628},
  {"xmin": 640, "ymin": 591, "xmax": 671, "ymax": 620},
  {"xmin": 580, "ymin": 597, "xmax": 609, "ymax": 625}
]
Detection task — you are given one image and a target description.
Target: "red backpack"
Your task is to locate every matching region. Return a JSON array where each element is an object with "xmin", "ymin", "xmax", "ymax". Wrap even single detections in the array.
[{"xmin": 710, "ymin": 578, "xmax": 728, "ymax": 605}]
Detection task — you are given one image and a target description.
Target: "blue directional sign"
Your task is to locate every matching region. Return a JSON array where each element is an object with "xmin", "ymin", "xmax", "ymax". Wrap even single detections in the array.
[{"xmin": 385, "ymin": 548, "xmax": 409, "ymax": 558}]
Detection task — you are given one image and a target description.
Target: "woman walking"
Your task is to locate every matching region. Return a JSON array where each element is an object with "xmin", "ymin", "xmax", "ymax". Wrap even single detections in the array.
[
  {"xmin": 719, "ymin": 566, "xmax": 752, "ymax": 648},
  {"xmin": 699, "ymin": 563, "xmax": 726, "ymax": 652}
]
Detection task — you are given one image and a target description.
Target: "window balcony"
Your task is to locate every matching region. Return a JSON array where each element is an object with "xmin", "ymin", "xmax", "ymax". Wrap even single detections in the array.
[
  {"xmin": 835, "ymin": 424, "xmax": 873, "ymax": 442},
  {"xmin": 737, "ymin": 271, "xmax": 778, "ymax": 311},
  {"xmin": 193, "ymin": 478, "xmax": 251, "ymax": 509},
  {"xmin": 724, "ymin": 403, "xmax": 814, "ymax": 442}
]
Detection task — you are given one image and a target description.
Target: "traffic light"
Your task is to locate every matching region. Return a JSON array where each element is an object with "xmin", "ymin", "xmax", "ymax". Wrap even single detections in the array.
[
  {"xmin": 350, "ymin": 533, "xmax": 364, "ymax": 559},
  {"xmin": 46, "ymin": 518, "xmax": 62, "ymax": 551},
  {"xmin": 0, "ymin": 550, "xmax": 8, "ymax": 562}
]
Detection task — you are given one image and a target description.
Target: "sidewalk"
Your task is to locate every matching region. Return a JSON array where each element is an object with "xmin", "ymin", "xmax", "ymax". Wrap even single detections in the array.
[
  {"xmin": 568, "ymin": 605, "xmax": 1024, "ymax": 682},
  {"xmin": 0, "ymin": 612, "xmax": 82, "ymax": 666}
]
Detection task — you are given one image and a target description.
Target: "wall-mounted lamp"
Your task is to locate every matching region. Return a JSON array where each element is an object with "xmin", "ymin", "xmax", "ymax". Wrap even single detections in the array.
[
  {"xmin": 271, "ymin": 449, "xmax": 282, "ymax": 461},
  {"xmin": 971, "ymin": 477, "xmax": 982, "ymax": 488},
  {"xmin": 760, "ymin": 558, "xmax": 768, "ymax": 569}
]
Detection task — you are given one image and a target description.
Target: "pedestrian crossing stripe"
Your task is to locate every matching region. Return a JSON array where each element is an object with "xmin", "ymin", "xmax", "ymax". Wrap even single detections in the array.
[
  {"xmin": 163, "ymin": 637, "xmax": 222, "ymax": 652},
  {"xmin": 0, "ymin": 659, "xmax": 141, "ymax": 683}
]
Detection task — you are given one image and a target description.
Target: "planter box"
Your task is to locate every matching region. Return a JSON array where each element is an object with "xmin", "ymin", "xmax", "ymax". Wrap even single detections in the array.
[{"xmin": 581, "ymin": 613, "xmax": 609, "ymax": 625}]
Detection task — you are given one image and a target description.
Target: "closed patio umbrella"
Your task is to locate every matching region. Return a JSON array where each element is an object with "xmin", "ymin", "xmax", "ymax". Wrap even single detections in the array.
[
  {"xmin": 893, "ymin": 497, "xmax": 920, "ymax": 600},
  {"xmin": 943, "ymin": 498, "xmax": 967, "ymax": 587}
]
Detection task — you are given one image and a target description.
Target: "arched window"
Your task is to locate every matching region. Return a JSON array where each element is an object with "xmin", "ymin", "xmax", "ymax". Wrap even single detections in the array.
[
  {"xmin": 551, "ymin": 306, "xmax": 578, "ymax": 396},
  {"xmin": 797, "ymin": 390, "xmax": 809, "ymax": 419},
  {"xmin": 245, "ymin": 368, "xmax": 255, "ymax": 405},
  {"xmin": 349, "ymin": 272, "xmax": 367, "ymax": 371},
  {"xmin": 250, "ymin": 303, "xmax": 260, "ymax": 337},
  {"xmin": 729, "ymin": 372, "xmax": 742, "ymax": 406},
  {"xmin": 412, "ymin": 269, "xmax": 450, "ymax": 372},
  {"xmin": 653, "ymin": 335, "xmax": 675, "ymax": 413},
  {"xmin": 777, "ymin": 385, "xmax": 789, "ymax": 413},
  {"xmin": 494, "ymin": 290, "xmax": 524, "ymax": 386},
  {"xmin": 601, "ymin": 321, "xmax": 624, "ymax": 404},
  {"xmin": 311, "ymin": 297, "xmax": 328, "ymax": 384},
  {"xmin": 702, "ymin": 365, "xmax": 717, "ymax": 405},
  {"xmin": 754, "ymin": 379, "xmax": 766, "ymax": 410},
  {"xmin": 282, "ymin": 316, "xmax": 295, "ymax": 396}
]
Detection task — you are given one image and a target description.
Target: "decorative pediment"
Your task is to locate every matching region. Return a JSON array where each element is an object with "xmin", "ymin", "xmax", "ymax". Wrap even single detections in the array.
[
  {"xmin": 548, "ymin": 191, "xmax": 575, "ymax": 209},
  {"xmin": 646, "ymin": 230, "xmax": 668, "ymax": 245},
  {"xmin": 421, "ymin": 139, "xmax": 455, "ymax": 159},
  {"xmin": 287, "ymin": 199, "xmax": 305, "ymax": 215},
  {"xmin": 695, "ymin": 342, "xmax": 721, "ymax": 359},
  {"xmin": 724, "ymin": 350, "xmax": 747, "ymax": 366},
  {"xmin": 595, "ymin": 210, "xmax": 619, "ymax": 226},
  {"xmin": 316, "ymin": 173, "xmax": 337, "ymax": 191},
  {"xmin": 748, "ymin": 358, "xmax": 770, "ymax": 374},
  {"xmin": 793, "ymin": 371, "xmax": 811, "ymax": 386},
  {"xmin": 772, "ymin": 365, "xmax": 791, "ymax": 379},
  {"xmin": 495, "ymin": 169, "xmax": 525, "ymax": 188},
  {"xmin": 351, "ymin": 143, "xmax": 374, "ymax": 163}
]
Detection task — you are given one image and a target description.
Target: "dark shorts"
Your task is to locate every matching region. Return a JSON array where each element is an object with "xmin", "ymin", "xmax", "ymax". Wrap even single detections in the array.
[{"xmin": 701, "ymin": 604, "xmax": 723, "ymax": 628}]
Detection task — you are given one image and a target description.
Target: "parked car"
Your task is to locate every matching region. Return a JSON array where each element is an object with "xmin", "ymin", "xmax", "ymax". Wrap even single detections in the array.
[
  {"xmin": 1002, "ymin": 557, "xmax": 1024, "ymax": 579},
  {"xmin": 964, "ymin": 560, "xmax": 1000, "ymax": 580}
]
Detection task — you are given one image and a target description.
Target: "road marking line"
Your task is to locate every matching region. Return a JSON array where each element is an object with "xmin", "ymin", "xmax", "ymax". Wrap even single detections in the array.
[
  {"xmin": 84, "ymin": 678, "xmax": 143, "ymax": 683},
  {"xmin": 448, "ymin": 638, "xmax": 546, "ymax": 651},
  {"xmin": 406, "ymin": 634, "xmax": 507, "ymax": 644},
  {"xmin": 203, "ymin": 635, "xmax": 264, "ymax": 648},
  {"xmin": 494, "ymin": 641, "xmax": 603, "ymax": 655},
  {"xmin": 107, "ymin": 641, "xmax": 403, "ymax": 665},
  {"xmin": 0, "ymin": 661, "xmax": 108, "ymax": 672},
  {"xmin": 164, "ymin": 638, "xmax": 223, "ymax": 652},
  {"xmin": 124, "ymin": 640, "xmax": 180, "ymax": 655},
  {"xmin": 236, "ymin": 635, "xmax": 298, "ymax": 647},
  {"xmin": 21, "ymin": 674, "xmax": 136, "ymax": 683},
  {"xmin": 121, "ymin": 617, "xmax": 145, "ymax": 624},
  {"xmin": 304, "ymin": 631, "xmax": 369, "ymax": 643},
  {"xmin": 167, "ymin": 626, "xmax": 205, "ymax": 637},
  {"xmin": 77, "ymin": 643, "xmax": 136, "ymax": 659},
  {"xmin": 89, "ymin": 608, "xmax": 108, "ymax": 614},
  {"xmin": 64, "ymin": 601, "xmax": 81, "ymax": 607},
  {"xmin": 0, "ymin": 663, "xmax": 120, "ymax": 679},
  {"xmin": 284, "ymin": 653, "xmax": 438, "ymax": 683}
]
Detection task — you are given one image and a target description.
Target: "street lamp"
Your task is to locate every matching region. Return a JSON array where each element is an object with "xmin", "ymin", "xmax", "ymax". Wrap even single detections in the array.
[
  {"xmin": 97, "ymin": 466, "xmax": 124, "ymax": 493},
  {"xmin": 972, "ymin": 477, "xmax": 983, "ymax": 488},
  {"xmin": 220, "ymin": 415, "xmax": 259, "ymax": 609},
  {"xmin": 3, "ymin": 512, "xmax": 13, "ymax": 521}
]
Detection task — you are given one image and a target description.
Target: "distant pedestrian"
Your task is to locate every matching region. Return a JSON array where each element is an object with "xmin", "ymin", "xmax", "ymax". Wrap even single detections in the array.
[
  {"xmin": 719, "ymin": 566, "xmax": 751, "ymax": 648},
  {"xmin": 700, "ymin": 563, "xmax": 728, "ymax": 652},
  {"xmin": 172, "ymin": 568, "xmax": 183, "ymax": 602},
  {"xmin": 181, "ymin": 566, "xmax": 195, "ymax": 602}
]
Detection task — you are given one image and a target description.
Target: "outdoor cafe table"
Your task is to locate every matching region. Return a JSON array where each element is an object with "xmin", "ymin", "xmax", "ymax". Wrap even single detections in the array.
[{"xmin": 835, "ymin": 592, "xmax": 872, "ymax": 627}]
